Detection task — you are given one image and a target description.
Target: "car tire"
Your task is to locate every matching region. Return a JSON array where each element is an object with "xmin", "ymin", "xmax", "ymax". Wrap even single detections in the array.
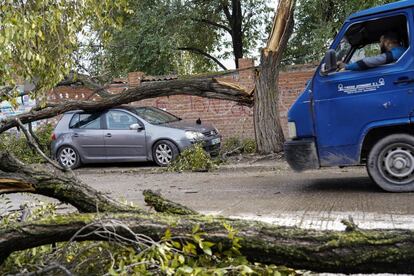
[
  {"xmin": 57, "ymin": 146, "xmax": 81, "ymax": 169},
  {"xmin": 367, "ymin": 134, "xmax": 414, "ymax": 192},
  {"xmin": 153, "ymin": 140, "xmax": 179, "ymax": 167}
]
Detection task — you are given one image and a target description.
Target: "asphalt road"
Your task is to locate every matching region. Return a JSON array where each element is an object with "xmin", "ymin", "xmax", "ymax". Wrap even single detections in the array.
[
  {"xmin": 3, "ymin": 162, "xmax": 414, "ymax": 230},
  {"xmin": 80, "ymin": 163, "xmax": 414, "ymax": 230}
]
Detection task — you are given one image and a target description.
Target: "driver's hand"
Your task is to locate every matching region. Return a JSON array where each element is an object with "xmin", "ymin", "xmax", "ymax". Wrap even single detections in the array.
[{"xmin": 337, "ymin": 61, "xmax": 346, "ymax": 70}]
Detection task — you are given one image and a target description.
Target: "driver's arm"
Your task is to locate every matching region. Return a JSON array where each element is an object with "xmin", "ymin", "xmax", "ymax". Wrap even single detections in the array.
[{"xmin": 345, "ymin": 52, "xmax": 391, "ymax": 71}]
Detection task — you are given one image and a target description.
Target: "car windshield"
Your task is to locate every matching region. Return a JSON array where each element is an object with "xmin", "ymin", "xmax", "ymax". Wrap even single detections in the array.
[{"xmin": 132, "ymin": 107, "xmax": 181, "ymax": 125}]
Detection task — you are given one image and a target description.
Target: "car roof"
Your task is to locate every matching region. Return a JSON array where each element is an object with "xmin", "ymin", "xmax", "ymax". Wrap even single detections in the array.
[
  {"xmin": 349, "ymin": 0, "xmax": 414, "ymax": 20},
  {"xmin": 63, "ymin": 106, "xmax": 151, "ymax": 115}
]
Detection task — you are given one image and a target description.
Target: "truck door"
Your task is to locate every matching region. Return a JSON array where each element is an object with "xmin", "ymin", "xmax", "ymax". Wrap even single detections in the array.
[{"xmin": 313, "ymin": 12, "xmax": 414, "ymax": 166}]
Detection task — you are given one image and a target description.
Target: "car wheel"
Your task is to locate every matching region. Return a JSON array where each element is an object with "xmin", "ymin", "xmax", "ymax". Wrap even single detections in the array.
[
  {"xmin": 153, "ymin": 140, "xmax": 179, "ymax": 167},
  {"xmin": 57, "ymin": 146, "xmax": 81, "ymax": 169},
  {"xmin": 367, "ymin": 134, "xmax": 414, "ymax": 192}
]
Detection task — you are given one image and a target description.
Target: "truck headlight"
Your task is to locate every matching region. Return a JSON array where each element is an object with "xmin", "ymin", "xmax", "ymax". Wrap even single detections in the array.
[
  {"xmin": 185, "ymin": 131, "xmax": 204, "ymax": 140},
  {"xmin": 288, "ymin": 122, "xmax": 297, "ymax": 139}
]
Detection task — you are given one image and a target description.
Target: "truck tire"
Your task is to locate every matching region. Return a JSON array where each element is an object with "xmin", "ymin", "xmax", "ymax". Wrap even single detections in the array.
[{"xmin": 367, "ymin": 134, "xmax": 414, "ymax": 192}]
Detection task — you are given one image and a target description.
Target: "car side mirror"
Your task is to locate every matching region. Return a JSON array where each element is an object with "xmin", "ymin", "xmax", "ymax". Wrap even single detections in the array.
[
  {"xmin": 321, "ymin": 49, "xmax": 337, "ymax": 76},
  {"xmin": 130, "ymin": 123, "xmax": 144, "ymax": 131}
]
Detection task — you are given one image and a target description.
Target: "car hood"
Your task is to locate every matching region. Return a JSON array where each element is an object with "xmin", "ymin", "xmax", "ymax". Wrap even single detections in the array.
[{"xmin": 163, "ymin": 120, "xmax": 216, "ymax": 133}]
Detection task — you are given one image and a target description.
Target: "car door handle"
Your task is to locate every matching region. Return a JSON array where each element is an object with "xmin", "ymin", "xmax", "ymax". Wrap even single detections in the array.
[
  {"xmin": 72, "ymin": 133, "xmax": 79, "ymax": 137},
  {"xmin": 394, "ymin": 77, "xmax": 414, "ymax": 85},
  {"xmin": 105, "ymin": 133, "xmax": 112, "ymax": 138}
]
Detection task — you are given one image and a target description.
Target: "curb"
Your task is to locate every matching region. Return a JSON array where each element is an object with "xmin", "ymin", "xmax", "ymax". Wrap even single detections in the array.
[{"xmin": 76, "ymin": 162, "xmax": 287, "ymax": 175}]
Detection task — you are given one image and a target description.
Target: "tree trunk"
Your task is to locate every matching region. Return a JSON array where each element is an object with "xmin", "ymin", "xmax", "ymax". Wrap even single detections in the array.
[
  {"xmin": 231, "ymin": 0, "xmax": 243, "ymax": 68},
  {"xmin": 254, "ymin": 51, "xmax": 286, "ymax": 153},
  {"xmin": 1, "ymin": 211, "xmax": 414, "ymax": 274},
  {"xmin": 254, "ymin": 0, "xmax": 296, "ymax": 154}
]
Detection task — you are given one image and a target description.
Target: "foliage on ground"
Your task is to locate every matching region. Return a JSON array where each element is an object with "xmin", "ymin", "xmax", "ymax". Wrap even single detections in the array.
[
  {"xmin": 220, "ymin": 137, "xmax": 257, "ymax": 156},
  {"xmin": 168, "ymin": 143, "xmax": 218, "ymax": 173},
  {"xmin": 0, "ymin": 196, "xmax": 301, "ymax": 275},
  {"xmin": 0, "ymin": 124, "xmax": 53, "ymax": 164}
]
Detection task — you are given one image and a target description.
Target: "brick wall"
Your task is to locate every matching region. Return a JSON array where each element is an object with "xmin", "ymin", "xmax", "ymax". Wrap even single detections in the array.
[{"xmin": 47, "ymin": 60, "xmax": 316, "ymax": 139}]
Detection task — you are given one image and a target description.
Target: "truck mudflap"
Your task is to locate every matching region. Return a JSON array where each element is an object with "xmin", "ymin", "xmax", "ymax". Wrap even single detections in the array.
[{"xmin": 284, "ymin": 138, "xmax": 320, "ymax": 172}]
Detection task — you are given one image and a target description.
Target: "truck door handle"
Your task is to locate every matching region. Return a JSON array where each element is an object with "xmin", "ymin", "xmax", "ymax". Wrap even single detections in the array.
[
  {"xmin": 105, "ymin": 133, "xmax": 112, "ymax": 138},
  {"xmin": 394, "ymin": 77, "xmax": 414, "ymax": 85}
]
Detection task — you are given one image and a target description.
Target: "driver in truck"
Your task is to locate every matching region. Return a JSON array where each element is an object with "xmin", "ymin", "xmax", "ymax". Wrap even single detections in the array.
[{"xmin": 337, "ymin": 32, "xmax": 407, "ymax": 71}]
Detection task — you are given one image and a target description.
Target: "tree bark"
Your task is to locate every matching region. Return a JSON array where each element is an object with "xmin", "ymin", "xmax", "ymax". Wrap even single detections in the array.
[
  {"xmin": 0, "ymin": 152, "xmax": 142, "ymax": 213},
  {"xmin": 0, "ymin": 78, "xmax": 252, "ymax": 133},
  {"xmin": 254, "ymin": 0, "xmax": 295, "ymax": 154},
  {"xmin": 1, "ymin": 212, "xmax": 414, "ymax": 274}
]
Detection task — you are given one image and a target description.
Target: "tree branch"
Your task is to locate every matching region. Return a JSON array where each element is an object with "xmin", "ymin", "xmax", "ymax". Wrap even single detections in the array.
[
  {"xmin": 143, "ymin": 189, "xmax": 198, "ymax": 215},
  {"xmin": 221, "ymin": 1, "xmax": 232, "ymax": 23},
  {"xmin": 15, "ymin": 118, "xmax": 66, "ymax": 171},
  {"xmin": 0, "ymin": 152, "xmax": 143, "ymax": 214},
  {"xmin": 0, "ymin": 77, "xmax": 252, "ymax": 134},
  {"xmin": 192, "ymin": 18, "xmax": 231, "ymax": 33},
  {"xmin": 59, "ymin": 72, "xmax": 112, "ymax": 98},
  {"xmin": 177, "ymin": 47, "xmax": 228, "ymax": 70}
]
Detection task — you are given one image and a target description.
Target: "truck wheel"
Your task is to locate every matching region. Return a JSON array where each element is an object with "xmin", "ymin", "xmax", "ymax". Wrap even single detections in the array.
[{"xmin": 367, "ymin": 134, "xmax": 414, "ymax": 192}]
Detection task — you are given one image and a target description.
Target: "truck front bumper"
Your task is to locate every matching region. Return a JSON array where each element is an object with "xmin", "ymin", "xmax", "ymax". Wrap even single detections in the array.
[{"xmin": 284, "ymin": 138, "xmax": 320, "ymax": 172}]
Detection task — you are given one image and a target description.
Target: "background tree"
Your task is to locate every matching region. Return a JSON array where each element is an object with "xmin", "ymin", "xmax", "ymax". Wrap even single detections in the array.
[
  {"xmin": 283, "ymin": 0, "xmax": 396, "ymax": 64},
  {"xmin": 93, "ymin": 0, "xmax": 273, "ymax": 76}
]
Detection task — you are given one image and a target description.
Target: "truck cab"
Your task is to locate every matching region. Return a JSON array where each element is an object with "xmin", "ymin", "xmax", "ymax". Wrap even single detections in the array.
[{"xmin": 284, "ymin": 0, "xmax": 414, "ymax": 192}]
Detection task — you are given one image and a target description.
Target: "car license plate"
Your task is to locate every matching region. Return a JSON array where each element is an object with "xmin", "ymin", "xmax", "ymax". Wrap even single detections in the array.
[{"xmin": 211, "ymin": 138, "xmax": 221, "ymax": 145}]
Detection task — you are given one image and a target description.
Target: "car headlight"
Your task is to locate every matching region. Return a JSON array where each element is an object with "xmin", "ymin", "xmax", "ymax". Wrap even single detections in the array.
[
  {"xmin": 185, "ymin": 131, "xmax": 205, "ymax": 140},
  {"xmin": 288, "ymin": 122, "xmax": 297, "ymax": 139}
]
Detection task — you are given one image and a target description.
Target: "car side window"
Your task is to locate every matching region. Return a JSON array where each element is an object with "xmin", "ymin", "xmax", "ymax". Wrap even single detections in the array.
[
  {"xmin": 70, "ymin": 113, "xmax": 102, "ymax": 129},
  {"xmin": 106, "ymin": 110, "xmax": 138, "ymax": 130}
]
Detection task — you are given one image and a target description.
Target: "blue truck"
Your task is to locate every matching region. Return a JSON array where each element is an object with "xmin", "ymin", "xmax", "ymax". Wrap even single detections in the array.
[{"xmin": 284, "ymin": 0, "xmax": 414, "ymax": 192}]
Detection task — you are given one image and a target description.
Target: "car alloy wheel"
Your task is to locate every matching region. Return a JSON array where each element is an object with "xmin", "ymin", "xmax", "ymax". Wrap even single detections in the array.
[
  {"xmin": 58, "ymin": 147, "xmax": 79, "ymax": 169},
  {"xmin": 155, "ymin": 143, "xmax": 173, "ymax": 165}
]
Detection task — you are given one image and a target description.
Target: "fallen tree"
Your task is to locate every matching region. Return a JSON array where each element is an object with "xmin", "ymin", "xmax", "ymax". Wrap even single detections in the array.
[
  {"xmin": 0, "ymin": 77, "xmax": 253, "ymax": 133},
  {"xmin": 1, "ymin": 155, "xmax": 414, "ymax": 274},
  {"xmin": 1, "ymin": 190, "xmax": 414, "ymax": 274}
]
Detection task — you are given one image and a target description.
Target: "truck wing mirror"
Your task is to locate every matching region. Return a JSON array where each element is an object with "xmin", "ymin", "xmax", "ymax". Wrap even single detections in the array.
[{"xmin": 321, "ymin": 49, "xmax": 337, "ymax": 76}]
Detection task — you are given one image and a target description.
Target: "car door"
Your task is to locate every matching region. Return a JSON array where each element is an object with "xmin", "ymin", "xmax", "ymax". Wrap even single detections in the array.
[
  {"xmin": 69, "ymin": 112, "xmax": 106, "ymax": 161},
  {"xmin": 104, "ymin": 110, "xmax": 147, "ymax": 160},
  {"xmin": 313, "ymin": 12, "xmax": 414, "ymax": 166}
]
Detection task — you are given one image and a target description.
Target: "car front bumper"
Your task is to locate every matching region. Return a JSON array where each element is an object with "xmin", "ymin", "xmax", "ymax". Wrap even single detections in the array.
[{"xmin": 284, "ymin": 138, "xmax": 320, "ymax": 172}]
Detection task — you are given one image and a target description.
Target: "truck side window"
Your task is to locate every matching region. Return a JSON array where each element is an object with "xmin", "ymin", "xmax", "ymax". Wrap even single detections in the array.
[
  {"xmin": 334, "ymin": 14, "xmax": 409, "ymax": 72},
  {"xmin": 349, "ymin": 43, "xmax": 381, "ymax": 63}
]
